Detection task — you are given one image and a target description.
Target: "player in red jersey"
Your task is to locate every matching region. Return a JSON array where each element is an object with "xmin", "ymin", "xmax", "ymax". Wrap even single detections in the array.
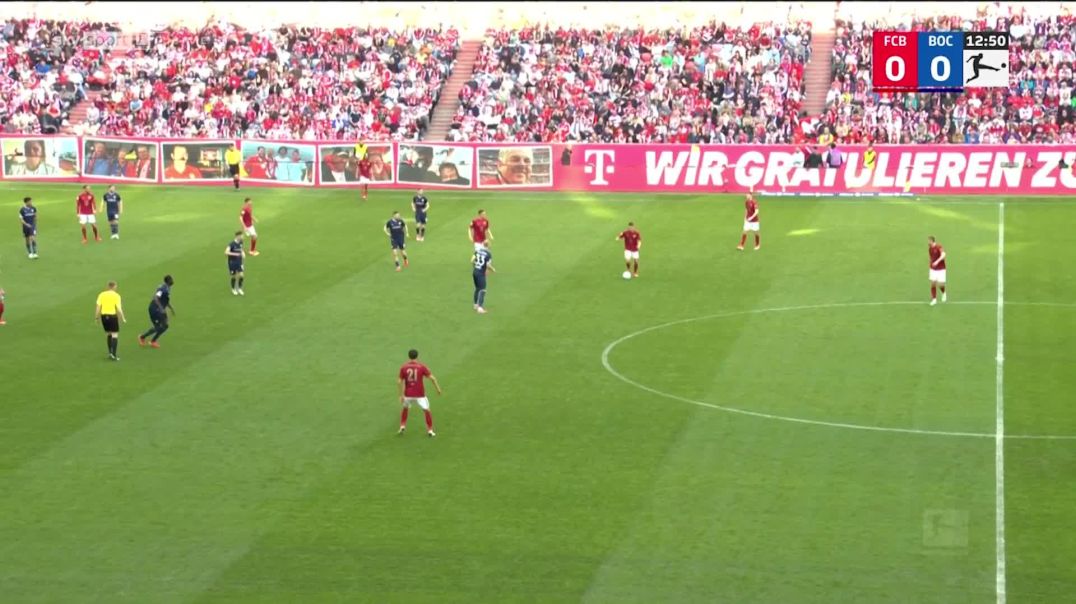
[
  {"xmin": 398, "ymin": 348, "xmax": 443, "ymax": 437},
  {"xmin": 76, "ymin": 185, "xmax": 101, "ymax": 244},
  {"xmin": 617, "ymin": 222, "xmax": 642, "ymax": 277},
  {"xmin": 469, "ymin": 209, "xmax": 494, "ymax": 251},
  {"xmin": 928, "ymin": 236, "xmax": 947, "ymax": 306},
  {"xmin": 357, "ymin": 156, "xmax": 373, "ymax": 200},
  {"xmin": 738, "ymin": 192, "xmax": 760, "ymax": 250},
  {"xmin": 240, "ymin": 198, "xmax": 259, "ymax": 256},
  {"xmin": 0, "ymin": 287, "xmax": 6, "ymax": 325}
]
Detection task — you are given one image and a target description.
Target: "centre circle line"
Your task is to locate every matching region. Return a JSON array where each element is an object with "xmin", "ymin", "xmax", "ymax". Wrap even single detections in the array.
[{"xmin": 600, "ymin": 300, "xmax": 1076, "ymax": 440}]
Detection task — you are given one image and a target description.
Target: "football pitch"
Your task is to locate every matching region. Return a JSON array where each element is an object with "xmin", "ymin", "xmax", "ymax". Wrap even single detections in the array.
[{"xmin": 0, "ymin": 183, "xmax": 1074, "ymax": 603}]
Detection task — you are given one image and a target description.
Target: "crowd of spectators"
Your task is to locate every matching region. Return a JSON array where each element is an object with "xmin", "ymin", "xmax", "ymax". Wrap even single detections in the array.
[
  {"xmin": 825, "ymin": 6, "xmax": 1076, "ymax": 144},
  {"xmin": 450, "ymin": 21, "xmax": 814, "ymax": 143},
  {"xmin": 76, "ymin": 22, "xmax": 460, "ymax": 140},
  {"xmin": 0, "ymin": 18, "xmax": 120, "ymax": 134},
  {"xmin": 8, "ymin": 7, "xmax": 1076, "ymax": 145}
]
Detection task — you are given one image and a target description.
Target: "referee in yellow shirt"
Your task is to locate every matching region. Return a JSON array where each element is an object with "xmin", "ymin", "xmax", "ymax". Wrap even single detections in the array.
[
  {"xmin": 226, "ymin": 144, "xmax": 242, "ymax": 191},
  {"xmin": 95, "ymin": 281, "xmax": 126, "ymax": 361}
]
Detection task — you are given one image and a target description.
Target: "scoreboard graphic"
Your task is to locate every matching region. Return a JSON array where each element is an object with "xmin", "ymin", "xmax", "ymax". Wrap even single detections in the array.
[{"xmin": 872, "ymin": 31, "xmax": 1010, "ymax": 92}]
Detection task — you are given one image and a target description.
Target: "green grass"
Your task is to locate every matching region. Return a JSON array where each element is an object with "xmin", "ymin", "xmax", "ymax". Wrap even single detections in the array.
[{"xmin": 0, "ymin": 184, "xmax": 1073, "ymax": 603}]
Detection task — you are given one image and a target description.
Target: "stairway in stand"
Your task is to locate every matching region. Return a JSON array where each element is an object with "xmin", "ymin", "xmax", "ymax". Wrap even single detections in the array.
[
  {"xmin": 802, "ymin": 29, "xmax": 837, "ymax": 119},
  {"xmin": 424, "ymin": 39, "xmax": 483, "ymax": 141},
  {"xmin": 62, "ymin": 33, "xmax": 139, "ymax": 134},
  {"xmin": 801, "ymin": 26, "xmax": 837, "ymax": 120}
]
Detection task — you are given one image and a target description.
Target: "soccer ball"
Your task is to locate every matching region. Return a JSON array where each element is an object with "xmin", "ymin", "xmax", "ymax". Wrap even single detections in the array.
[{"xmin": 622, "ymin": 271, "xmax": 632, "ymax": 280}]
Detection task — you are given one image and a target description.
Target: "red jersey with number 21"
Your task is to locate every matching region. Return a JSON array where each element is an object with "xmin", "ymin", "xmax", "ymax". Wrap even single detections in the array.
[
  {"xmin": 929, "ymin": 244, "xmax": 946, "ymax": 270},
  {"xmin": 470, "ymin": 217, "xmax": 490, "ymax": 243},
  {"xmin": 399, "ymin": 361, "xmax": 431, "ymax": 397},
  {"xmin": 745, "ymin": 199, "xmax": 759, "ymax": 222},
  {"xmin": 619, "ymin": 229, "xmax": 641, "ymax": 251},
  {"xmin": 77, "ymin": 192, "xmax": 95, "ymax": 215}
]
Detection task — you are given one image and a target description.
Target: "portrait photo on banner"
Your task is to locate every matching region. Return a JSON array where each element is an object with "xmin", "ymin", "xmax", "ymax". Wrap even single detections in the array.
[
  {"xmin": 476, "ymin": 146, "xmax": 553, "ymax": 188},
  {"xmin": 82, "ymin": 138, "xmax": 159, "ymax": 181},
  {"xmin": 161, "ymin": 141, "xmax": 234, "ymax": 181},
  {"xmin": 317, "ymin": 143, "xmax": 393, "ymax": 185},
  {"xmin": 2, "ymin": 137, "xmax": 79, "ymax": 178},
  {"xmin": 239, "ymin": 142, "xmax": 316, "ymax": 185},
  {"xmin": 397, "ymin": 144, "xmax": 473, "ymax": 187}
]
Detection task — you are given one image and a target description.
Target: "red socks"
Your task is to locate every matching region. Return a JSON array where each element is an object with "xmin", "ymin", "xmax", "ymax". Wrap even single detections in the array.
[
  {"xmin": 755, "ymin": 234, "xmax": 760, "ymax": 246},
  {"xmin": 931, "ymin": 285, "xmax": 937, "ymax": 299},
  {"xmin": 0, "ymin": 301, "xmax": 5, "ymax": 320},
  {"xmin": 81, "ymin": 227, "xmax": 87, "ymax": 239},
  {"xmin": 250, "ymin": 239, "xmax": 257, "ymax": 252},
  {"xmin": 424, "ymin": 410, "xmax": 434, "ymax": 431},
  {"xmin": 940, "ymin": 285, "xmax": 946, "ymax": 293},
  {"xmin": 740, "ymin": 234, "xmax": 747, "ymax": 246},
  {"xmin": 400, "ymin": 407, "xmax": 409, "ymax": 427},
  {"xmin": 633, "ymin": 260, "xmax": 639, "ymax": 273}
]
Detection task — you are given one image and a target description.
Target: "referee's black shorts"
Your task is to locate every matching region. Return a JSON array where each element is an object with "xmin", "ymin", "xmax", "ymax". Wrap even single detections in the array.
[
  {"xmin": 101, "ymin": 314, "xmax": 120, "ymax": 333},
  {"xmin": 229, "ymin": 163, "xmax": 240, "ymax": 177}
]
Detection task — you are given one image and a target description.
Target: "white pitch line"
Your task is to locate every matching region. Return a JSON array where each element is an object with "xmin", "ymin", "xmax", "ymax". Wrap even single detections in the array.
[
  {"xmin": 996, "ymin": 203, "xmax": 1007, "ymax": 604},
  {"xmin": 1005, "ymin": 301, "xmax": 1076, "ymax": 308},
  {"xmin": 601, "ymin": 300, "xmax": 1076, "ymax": 441}
]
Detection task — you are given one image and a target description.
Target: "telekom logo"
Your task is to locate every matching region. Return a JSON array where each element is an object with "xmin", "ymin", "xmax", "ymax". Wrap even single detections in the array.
[{"xmin": 584, "ymin": 150, "xmax": 615, "ymax": 185}]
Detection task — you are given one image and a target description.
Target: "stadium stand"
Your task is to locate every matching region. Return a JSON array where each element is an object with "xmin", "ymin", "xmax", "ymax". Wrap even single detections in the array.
[
  {"xmin": 449, "ymin": 21, "xmax": 815, "ymax": 144},
  {"xmin": 74, "ymin": 23, "xmax": 461, "ymax": 140},
  {"xmin": 0, "ymin": 18, "xmax": 121, "ymax": 135},
  {"xmin": 824, "ymin": 2, "xmax": 1076, "ymax": 144},
  {"xmin": 9, "ymin": 1, "xmax": 1072, "ymax": 144}
]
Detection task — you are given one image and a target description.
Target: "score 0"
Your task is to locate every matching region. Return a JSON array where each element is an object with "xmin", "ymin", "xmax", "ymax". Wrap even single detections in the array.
[
  {"xmin": 872, "ymin": 31, "xmax": 918, "ymax": 92},
  {"xmin": 917, "ymin": 31, "xmax": 964, "ymax": 90}
]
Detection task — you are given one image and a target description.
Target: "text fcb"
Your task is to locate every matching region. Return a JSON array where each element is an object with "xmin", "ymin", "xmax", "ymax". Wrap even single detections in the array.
[
  {"xmin": 872, "ymin": 31, "xmax": 1010, "ymax": 92},
  {"xmin": 872, "ymin": 31, "xmax": 917, "ymax": 92}
]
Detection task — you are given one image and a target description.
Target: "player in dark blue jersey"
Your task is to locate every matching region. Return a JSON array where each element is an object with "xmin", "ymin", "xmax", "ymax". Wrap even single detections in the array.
[
  {"xmin": 104, "ymin": 185, "xmax": 123, "ymax": 239},
  {"xmin": 472, "ymin": 241, "xmax": 496, "ymax": 314},
  {"xmin": 412, "ymin": 189, "xmax": 429, "ymax": 241},
  {"xmin": 225, "ymin": 231, "xmax": 246, "ymax": 295},
  {"xmin": 138, "ymin": 275, "xmax": 175, "ymax": 348},
  {"xmin": 18, "ymin": 196, "xmax": 38, "ymax": 259},
  {"xmin": 384, "ymin": 211, "xmax": 410, "ymax": 271}
]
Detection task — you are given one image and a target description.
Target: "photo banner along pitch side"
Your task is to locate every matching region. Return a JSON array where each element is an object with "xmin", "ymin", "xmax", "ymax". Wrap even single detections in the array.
[
  {"xmin": 475, "ymin": 145, "xmax": 554, "ymax": 188},
  {"xmin": 5, "ymin": 136, "xmax": 1076, "ymax": 195},
  {"xmin": 317, "ymin": 142, "xmax": 394, "ymax": 186},
  {"xmin": 1, "ymin": 136, "xmax": 80, "ymax": 179},
  {"xmin": 161, "ymin": 140, "xmax": 237, "ymax": 181},
  {"xmin": 238, "ymin": 141, "xmax": 317, "ymax": 186},
  {"xmin": 82, "ymin": 137, "xmax": 160, "ymax": 181},
  {"xmin": 397, "ymin": 143, "xmax": 474, "ymax": 188}
]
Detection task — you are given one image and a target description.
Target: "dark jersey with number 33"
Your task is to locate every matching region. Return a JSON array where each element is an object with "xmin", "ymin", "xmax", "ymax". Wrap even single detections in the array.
[{"xmin": 473, "ymin": 248, "xmax": 492, "ymax": 274}]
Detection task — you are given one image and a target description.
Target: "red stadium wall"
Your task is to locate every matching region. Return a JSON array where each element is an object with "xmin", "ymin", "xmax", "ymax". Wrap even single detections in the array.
[{"xmin": 4, "ymin": 135, "xmax": 1076, "ymax": 195}]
